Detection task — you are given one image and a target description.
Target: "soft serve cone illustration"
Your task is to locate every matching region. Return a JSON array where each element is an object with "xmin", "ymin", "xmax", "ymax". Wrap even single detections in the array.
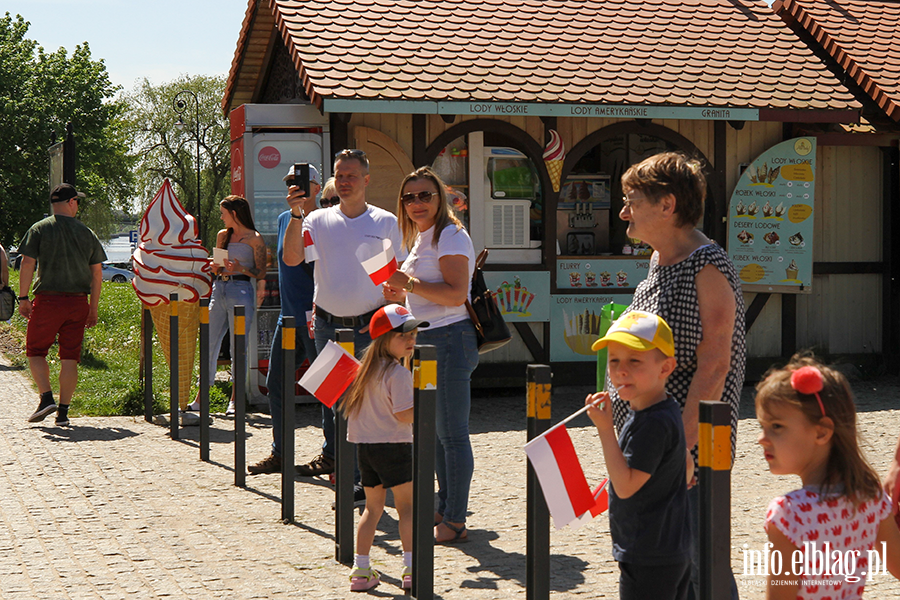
[
  {"xmin": 543, "ymin": 130, "xmax": 566, "ymax": 193},
  {"xmin": 132, "ymin": 179, "xmax": 211, "ymax": 409}
]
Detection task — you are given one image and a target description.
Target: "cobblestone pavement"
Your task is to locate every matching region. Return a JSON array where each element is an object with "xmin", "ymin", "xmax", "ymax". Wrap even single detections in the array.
[{"xmin": 3, "ymin": 351, "xmax": 900, "ymax": 599}]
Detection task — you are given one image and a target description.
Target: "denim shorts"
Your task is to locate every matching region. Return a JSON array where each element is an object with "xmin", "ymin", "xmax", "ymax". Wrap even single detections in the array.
[{"xmin": 357, "ymin": 443, "xmax": 412, "ymax": 489}]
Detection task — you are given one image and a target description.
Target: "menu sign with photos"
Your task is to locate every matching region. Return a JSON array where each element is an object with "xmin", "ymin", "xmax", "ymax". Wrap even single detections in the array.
[{"xmin": 728, "ymin": 137, "xmax": 816, "ymax": 294}]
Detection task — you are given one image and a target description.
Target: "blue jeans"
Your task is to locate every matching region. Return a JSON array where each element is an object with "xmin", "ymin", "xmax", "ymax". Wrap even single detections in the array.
[
  {"xmin": 207, "ymin": 280, "xmax": 256, "ymax": 388},
  {"xmin": 313, "ymin": 314, "xmax": 372, "ymax": 460},
  {"xmin": 416, "ymin": 319, "xmax": 479, "ymax": 524},
  {"xmin": 686, "ymin": 483, "xmax": 739, "ymax": 600},
  {"xmin": 265, "ymin": 318, "xmax": 318, "ymax": 457}
]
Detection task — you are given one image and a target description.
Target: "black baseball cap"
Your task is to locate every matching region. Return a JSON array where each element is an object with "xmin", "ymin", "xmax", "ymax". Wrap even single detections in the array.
[{"xmin": 50, "ymin": 183, "xmax": 85, "ymax": 203}]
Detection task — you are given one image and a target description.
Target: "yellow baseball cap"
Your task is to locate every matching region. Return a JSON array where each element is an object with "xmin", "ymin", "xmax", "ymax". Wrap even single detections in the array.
[{"xmin": 591, "ymin": 311, "xmax": 675, "ymax": 357}]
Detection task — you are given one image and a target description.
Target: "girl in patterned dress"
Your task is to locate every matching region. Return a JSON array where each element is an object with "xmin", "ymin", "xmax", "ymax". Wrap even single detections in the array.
[{"xmin": 756, "ymin": 355, "xmax": 900, "ymax": 599}]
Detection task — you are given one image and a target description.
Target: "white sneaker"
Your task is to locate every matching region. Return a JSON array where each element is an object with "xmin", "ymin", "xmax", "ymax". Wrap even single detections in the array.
[{"xmin": 225, "ymin": 400, "xmax": 236, "ymax": 416}]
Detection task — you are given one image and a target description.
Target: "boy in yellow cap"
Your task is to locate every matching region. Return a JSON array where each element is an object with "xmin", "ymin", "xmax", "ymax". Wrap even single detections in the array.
[{"xmin": 585, "ymin": 310, "xmax": 692, "ymax": 600}]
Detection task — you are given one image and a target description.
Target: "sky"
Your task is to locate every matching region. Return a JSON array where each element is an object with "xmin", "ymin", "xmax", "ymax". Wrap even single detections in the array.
[{"xmin": 4, "ymin": 0, "xmax": 250, "ymax": 93}]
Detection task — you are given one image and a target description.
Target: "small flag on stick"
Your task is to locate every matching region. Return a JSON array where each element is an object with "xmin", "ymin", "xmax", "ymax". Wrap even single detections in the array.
[
  {"xmin": 570, "ymin": 479, "xmax": 610, "ymax": 530},
  {"xmin": 361, "ymin": 238, "xmax": 398, "ymax": 286},
  {"xmin": 303, "ymin": 230, "xmax": 320, "ymax": 262},
  {"xmin": 298, "ymin": 340, "xmax": 360, "ymax": 407},
  {"xmin": 524, "ymin": 423, "xmax": 597, "ymax": 529}
]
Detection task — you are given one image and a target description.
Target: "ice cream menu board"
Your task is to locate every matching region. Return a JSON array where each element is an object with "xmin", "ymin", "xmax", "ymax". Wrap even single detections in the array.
[
  {"xmin": 728, "ymin": 137, "xmax": 816, "ymax": 294},
  {"xmin": 482, "ymin": 271, "xmax": 550, "ymax": 322},
  {"xmin": 556, "ymin": 258, "xmax": 650, "ymax": 290}
]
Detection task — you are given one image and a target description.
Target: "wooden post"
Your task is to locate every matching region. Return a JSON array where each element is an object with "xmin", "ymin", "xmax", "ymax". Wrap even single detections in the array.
[
  {"xmin": 334, "ymin": 329, "xmax": 355, "ymax": 566},
  {"xmin": 233, "ymin": 305, "xmax": 246, "ymax": 488}
]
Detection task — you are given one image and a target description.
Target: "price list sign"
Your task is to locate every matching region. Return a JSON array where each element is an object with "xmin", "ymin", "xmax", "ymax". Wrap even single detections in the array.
[{"xmin": 728, "ymin": 137, "xmax": 816, "ymax": 294}]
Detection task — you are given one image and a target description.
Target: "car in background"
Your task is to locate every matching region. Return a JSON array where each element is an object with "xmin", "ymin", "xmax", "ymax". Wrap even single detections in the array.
[{"xmin": 101, "ymin": 262, "xmax": 134, "ymax": 283}]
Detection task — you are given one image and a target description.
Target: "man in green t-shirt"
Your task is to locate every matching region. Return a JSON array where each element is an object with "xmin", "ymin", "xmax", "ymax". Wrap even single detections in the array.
[{"xmin": 18, "ymin": 183, "xmax": 106, "ymax": 426}]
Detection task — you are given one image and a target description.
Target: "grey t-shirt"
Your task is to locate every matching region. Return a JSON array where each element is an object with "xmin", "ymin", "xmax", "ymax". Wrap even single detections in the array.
[
  {"xmin": 19, "ymin": 214, "xmax": 107, "ymax": 294},
  {"xmin": 347, "ymin": 360, "xmax": 414, "ymax": 444}
]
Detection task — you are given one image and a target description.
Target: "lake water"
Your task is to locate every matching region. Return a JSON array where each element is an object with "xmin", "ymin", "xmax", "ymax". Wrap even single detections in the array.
[{"xmin": 103, "ymin": 235, "xmax": 135, "ymax": 263}]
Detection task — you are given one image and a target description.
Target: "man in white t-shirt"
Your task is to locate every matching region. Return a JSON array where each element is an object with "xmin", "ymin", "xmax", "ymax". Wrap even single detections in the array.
[{"xmin": 283, "ymin": 149, "xmax": 403, "ymax": 486}]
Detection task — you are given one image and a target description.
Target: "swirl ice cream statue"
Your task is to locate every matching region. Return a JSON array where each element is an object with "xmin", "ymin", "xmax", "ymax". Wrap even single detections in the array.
[{"xmin": 132, "ymin": 179, "xmax": 211, "ymax": 409}]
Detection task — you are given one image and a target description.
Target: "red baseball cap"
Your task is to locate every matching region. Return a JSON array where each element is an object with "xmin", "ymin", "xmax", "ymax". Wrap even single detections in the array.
[{"xmin": 369, "ymin": 304, "xmax": 429, "ymax": 339}]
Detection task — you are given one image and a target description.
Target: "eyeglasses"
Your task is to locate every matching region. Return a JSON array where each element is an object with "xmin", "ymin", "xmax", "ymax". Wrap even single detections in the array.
[
  {"xmin": 400, "ymin": 191, "xmax": 437, "ymax": 206},
  {"xmin": 321, "ymin": 195, "xmax": 340, "ymax": 207},
  {"xmin": 335, "ymin": 149, "xmax": 366, "ymax": 159},
  {"xmin": 621, "ymin": 195, "xmax": 645, "ymax": 210}
]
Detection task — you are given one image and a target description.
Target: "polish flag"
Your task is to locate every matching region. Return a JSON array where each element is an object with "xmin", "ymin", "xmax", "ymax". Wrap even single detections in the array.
[
  {"xmin": 524, "ymin": 424, "xmax": 597, "ymax": 530},
  {"xmin": 303, "ymin": 230, "xmax": 320, "ymax": 262},
  {"xmin": 361, "ymin": 239, "xmax": 398, "ymax": 286},
  {"xmin": 570, "ymin": 479, "xmax": 610, "ymax": 530},
  {"xmin": 298, "ymin": 340, "xmax": 360, "ymax": 408}
]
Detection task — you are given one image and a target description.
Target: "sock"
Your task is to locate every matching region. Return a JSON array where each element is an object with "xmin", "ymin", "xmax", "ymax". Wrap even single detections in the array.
[
  {"xmin": 353, "ymin": 554, "xmax": 370, "ymax": 570},
  {"xmin": 57, "ymin": 404, "xmax": 69, "ymax": 419},
  {"xmin": 40, "ymin": 391, "xmax": 54, "ymax": 405},
  {"xmin": 403, "ymin": 552, "xmax": 412, "ymax": 568}
]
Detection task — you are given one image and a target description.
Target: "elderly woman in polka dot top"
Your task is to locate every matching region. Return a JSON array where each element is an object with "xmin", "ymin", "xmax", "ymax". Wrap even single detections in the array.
[{"xmin": 608, "ymin": 151, "xmax": 746, "ymax": 599}]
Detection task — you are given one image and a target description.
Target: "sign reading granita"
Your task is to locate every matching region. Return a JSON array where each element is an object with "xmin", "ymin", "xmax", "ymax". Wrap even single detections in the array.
[
  {"xmin": 257, "ymin": 146, "xmax": 281, "ymax": 169},
  {"xmin": 727, "ymin": 137, "xmax": 816, "ymax": 294}
]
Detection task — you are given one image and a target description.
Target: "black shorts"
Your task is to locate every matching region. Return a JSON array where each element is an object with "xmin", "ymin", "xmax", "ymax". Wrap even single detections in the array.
[{"xmin": 357, "ymin": 443, "xmax": 413, "ymax": 489}]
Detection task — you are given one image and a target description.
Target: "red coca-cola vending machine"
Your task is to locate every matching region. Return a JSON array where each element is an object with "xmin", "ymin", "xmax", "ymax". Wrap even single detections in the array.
[{"xmin": 230, "ymin": 103, "xmax": 329, "ymax": 405}]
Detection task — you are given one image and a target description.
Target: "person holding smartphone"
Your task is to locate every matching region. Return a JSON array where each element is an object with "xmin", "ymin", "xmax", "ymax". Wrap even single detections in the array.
[{"xmin": 248, "ymin": 165, "xmax": 324, "ymax": 474}]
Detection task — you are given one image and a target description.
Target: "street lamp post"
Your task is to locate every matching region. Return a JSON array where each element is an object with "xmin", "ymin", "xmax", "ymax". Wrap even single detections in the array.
[{"xmin": 173, "ymin": 90, "xmax": 202, "ymax": 240}]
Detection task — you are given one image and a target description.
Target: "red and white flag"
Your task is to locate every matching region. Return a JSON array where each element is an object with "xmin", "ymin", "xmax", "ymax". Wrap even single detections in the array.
[
  {"xmin": 298, "ymin": 340, "xmax": 360, "ymax": 408},
  {"xmin": 524, "ymin": 424, "xmax": 597, "ymax": 529},
  {"xmin": 570, "ymin": 478, "xmax": 610, "ymax": 530},
  {"xmin": 361, "ymin": 238, "xmax": 398, "ymax": 286},
  {"xmin": 303, "ymin": 230, "xmax": 320, "ymax": 262}
]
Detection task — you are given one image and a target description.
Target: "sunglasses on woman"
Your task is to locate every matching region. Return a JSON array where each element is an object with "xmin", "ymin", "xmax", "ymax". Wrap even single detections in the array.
[
  {"xmin": 400, "ymin": 191, "xmax": 437, "ymax": 206},
  {"xmin": 320, "ymin": 195, "xmax": 340, "ymax": 207}
]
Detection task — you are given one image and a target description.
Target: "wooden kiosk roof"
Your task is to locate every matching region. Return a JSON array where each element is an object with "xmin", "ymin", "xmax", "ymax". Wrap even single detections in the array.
[{"xmin": 224, "ymin": 0, "xmax": 863, "ymax": 121}]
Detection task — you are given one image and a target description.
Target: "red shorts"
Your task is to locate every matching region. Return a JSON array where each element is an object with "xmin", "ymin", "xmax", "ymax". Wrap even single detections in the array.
[{"xmin": 25, "ymin": 294, "xmax": 90, "ymax": 361}]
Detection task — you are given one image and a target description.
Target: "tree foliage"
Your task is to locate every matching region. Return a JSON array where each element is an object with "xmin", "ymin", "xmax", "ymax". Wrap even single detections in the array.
[
  {"xmin": 123, "ymin": 75, "xmax": 231, "ymax": 247},
  {"xmin": 0, "ymin": 12, "xmax": 134, "ymax": 246}
]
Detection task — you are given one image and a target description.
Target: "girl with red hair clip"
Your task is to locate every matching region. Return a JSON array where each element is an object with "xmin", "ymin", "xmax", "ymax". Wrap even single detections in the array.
[{"xmin": 755, "ymin": 354, "xmax": 900, "ymax": 598}]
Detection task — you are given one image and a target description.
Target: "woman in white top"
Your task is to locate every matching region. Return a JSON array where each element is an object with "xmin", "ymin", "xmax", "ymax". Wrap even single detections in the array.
[{"xmin": 383, "ymin": 167, "xmax": 478, "ymax": 544}]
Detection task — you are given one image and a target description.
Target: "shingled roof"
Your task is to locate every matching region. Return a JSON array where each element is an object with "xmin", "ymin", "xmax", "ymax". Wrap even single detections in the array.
[
  {"xmin": 774, "ymin": 0, "xmax": 900, "ymax": 122},
  {"xmin": 223, "ymin": 0, "xmax": 862, "ymax": 118}
]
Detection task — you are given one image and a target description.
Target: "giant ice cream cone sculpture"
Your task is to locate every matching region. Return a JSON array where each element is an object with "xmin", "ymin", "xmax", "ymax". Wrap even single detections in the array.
[
  {"xmin": 132, "ymin": 179, "xmax": 211, "ymax": 409},
  {"xmin": 543, "ymin": 129, "xmax": 566, "ymax": 193}
]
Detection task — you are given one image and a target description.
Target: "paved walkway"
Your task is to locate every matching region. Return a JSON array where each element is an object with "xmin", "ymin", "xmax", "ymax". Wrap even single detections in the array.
[{"xmin": 4, "ymin": 350, "xmax": 900, "ymax": 599}]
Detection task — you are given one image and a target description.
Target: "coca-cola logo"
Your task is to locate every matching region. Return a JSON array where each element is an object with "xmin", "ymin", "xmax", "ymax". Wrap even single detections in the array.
[{"xmin": 258, "ymin": 146, "xmax": 281, "ymax": 169}]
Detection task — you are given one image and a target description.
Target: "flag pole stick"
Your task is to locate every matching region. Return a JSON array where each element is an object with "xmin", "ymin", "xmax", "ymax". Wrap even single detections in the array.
[{"xmin": 536, "ymin": 385, "xmax": 623, "ymax": 439}]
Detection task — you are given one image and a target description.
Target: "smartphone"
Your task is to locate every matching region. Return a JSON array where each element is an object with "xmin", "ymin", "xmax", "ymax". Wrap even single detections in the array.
[{"xmin": 288, "ymin": 162, "xmax": 311, "ymax": 197}]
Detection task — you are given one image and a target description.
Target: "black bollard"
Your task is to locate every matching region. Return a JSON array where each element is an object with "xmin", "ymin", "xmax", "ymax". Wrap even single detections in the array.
[
  {"xmin": 281, "ymin": 316, "xmax": 297, "ymax": 523},
  {"xmin": 169, "ymin": 292, "xmax": 179, "ymax": 440},
  {"xmin": 411, "ymin": 345, "xmax": 437, "ymax": 600},
  {"xmin": 142, "ymin": 307, "xmax": 153, "ymax": 422},
  {"xmin": 234, "ymin": 305, "xmax": 247, "ymax": 488},
  {"xmin": 334, "ymin": 328, "xmax": 355, "ymax": 566},
  {"xmin": 526, "ymin": 365, "xmax": 551, "ymax": 600},
  {"xmin": 199, "ymin": 298, "xmax": 210, "ymax": 461},
  {"xmin": 699, "ymin": 401, "xmax": 732, "ymax": 600}
]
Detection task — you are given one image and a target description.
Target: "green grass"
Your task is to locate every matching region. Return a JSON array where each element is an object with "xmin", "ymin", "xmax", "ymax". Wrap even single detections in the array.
[{"xmin": 1, "ymin": 270, "xmax": 231, "ymax": 416}]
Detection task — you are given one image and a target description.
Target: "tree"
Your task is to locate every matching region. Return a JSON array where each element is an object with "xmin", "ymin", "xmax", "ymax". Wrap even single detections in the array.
[
  {"xmin": 0, "ymin": 13, "xmax": 134, "ymax": 246},
  {"xmin": 123, "ymin": 75, "xmax": 231, "ymax": 247}
]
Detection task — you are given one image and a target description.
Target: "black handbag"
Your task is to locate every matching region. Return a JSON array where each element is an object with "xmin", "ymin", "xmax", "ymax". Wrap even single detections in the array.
[
  {"xmin": 465, "ymin": 249, "xmax": 511, "ymax": 354},
  {"xmin": 0, "ymin": 286, "xmax": 16, "ymax": 322}
]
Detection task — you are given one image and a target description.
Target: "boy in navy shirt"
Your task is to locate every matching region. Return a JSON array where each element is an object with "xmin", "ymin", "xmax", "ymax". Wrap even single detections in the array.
[{"xmin": 586, "ymin": 311, "xmax": 692, "ymax": 600}]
